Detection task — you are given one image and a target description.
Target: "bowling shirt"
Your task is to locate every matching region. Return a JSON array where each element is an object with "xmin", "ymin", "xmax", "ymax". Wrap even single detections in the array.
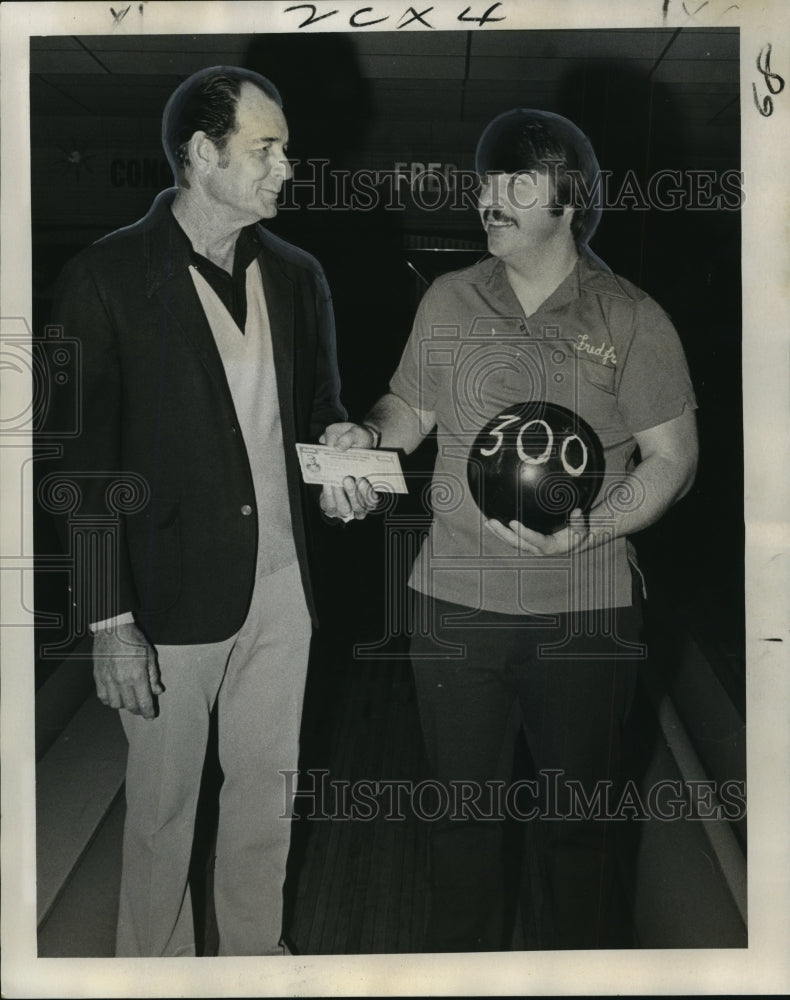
[{"xmin": 389, "ymin": 249, "xmax": 696, "ymax": 614}]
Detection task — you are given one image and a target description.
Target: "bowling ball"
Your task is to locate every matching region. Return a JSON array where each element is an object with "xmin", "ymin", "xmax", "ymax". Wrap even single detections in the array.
[{"xmin": 467, "ymin": 401, "xmax": 605, "ymax": 534}]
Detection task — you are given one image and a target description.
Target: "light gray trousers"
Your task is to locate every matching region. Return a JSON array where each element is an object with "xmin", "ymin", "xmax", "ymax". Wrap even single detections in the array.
[{"xmin": 116, "ymin": 559, "xmax": 312, "ymax": 957}]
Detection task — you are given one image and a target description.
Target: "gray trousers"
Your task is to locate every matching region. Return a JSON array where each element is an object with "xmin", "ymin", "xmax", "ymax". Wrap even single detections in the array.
[{"xmin": 116, "ymin": 560, "xmax": 312, "ymax": 957}]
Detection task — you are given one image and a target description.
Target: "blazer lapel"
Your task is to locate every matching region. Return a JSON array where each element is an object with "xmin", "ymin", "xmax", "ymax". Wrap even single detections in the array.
[
  {"xmin": 142, "ymin": 194, "xmax": 296, "ymax": 435},
  {"xmin": 256, "ymin": 245, "xmax": 296, "ymax": 444},
  {"xmin": 143, "ymin": 197, "xmax": 241, "ymax": 415}
]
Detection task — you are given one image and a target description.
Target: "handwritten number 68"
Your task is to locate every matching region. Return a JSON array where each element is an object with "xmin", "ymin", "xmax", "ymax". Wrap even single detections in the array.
[{"xmin": 753, "ymin": 43, "xmax": 785, "ymax": 117}]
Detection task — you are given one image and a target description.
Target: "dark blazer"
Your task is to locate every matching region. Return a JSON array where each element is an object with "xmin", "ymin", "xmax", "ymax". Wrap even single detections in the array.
[{"xmin": 48, "ymin": 189, "xmax": 346, "ymax": 644}]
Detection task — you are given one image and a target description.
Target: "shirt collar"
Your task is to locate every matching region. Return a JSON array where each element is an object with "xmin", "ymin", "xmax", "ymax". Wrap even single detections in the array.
[
  {"xmin": 170, "ymin": 210, "xmax": 262, "ymax": 275},
  {"xmin": 484, "ymin": 246, "xmax": 617, "ymax": 318}
]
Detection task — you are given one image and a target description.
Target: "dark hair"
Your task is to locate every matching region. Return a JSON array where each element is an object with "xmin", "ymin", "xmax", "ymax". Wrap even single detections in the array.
[
  {"xmin": 161, "ymin": 66, "xmax": 282, "ymax": 182},
  {"xmin": 475, "ymin": 109, "xmax": 602, "ymax": 246}
]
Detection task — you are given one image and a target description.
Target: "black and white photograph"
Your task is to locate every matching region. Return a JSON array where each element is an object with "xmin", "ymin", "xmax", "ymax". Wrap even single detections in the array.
[{"xmin": 1, "ymin": 1, "xmax": 788, "ymax": 996}]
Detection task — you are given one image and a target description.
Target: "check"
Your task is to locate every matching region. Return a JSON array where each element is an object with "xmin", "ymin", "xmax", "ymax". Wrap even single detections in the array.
[{"xmin": 295, "ymin": 443, "xmax": 408, "ymax": 494}]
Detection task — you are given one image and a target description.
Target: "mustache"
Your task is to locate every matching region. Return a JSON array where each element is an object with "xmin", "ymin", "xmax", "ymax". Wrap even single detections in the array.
[{"xmin": 483, "ymin": 208, "xmax": 516, "ymax": 225}]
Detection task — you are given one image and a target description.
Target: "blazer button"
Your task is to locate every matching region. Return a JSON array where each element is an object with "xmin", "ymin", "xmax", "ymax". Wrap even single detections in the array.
[{"xmin": 241, "ymin": 504, "xmax": 253, "ymax": 516}]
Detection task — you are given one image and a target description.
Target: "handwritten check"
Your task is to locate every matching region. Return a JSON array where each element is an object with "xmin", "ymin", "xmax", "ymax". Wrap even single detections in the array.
[{"xmin": 296, "ymin": 444, "xmax": 408, "ymax": 494}]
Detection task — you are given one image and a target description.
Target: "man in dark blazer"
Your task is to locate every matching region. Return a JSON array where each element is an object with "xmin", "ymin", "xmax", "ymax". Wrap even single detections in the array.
[{"xmin": 48, "ymin": 66, "xmax": 346, "ymax": 957}]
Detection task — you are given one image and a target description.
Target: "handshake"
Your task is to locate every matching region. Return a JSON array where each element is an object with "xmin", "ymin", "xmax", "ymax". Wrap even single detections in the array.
[
  {"xmin": 312, "ymin": 393, "xmax": 430, "ymax": 520},
  {"xmin": 316, "ymin": 421, "xmax": 386, "ymax": 522}
]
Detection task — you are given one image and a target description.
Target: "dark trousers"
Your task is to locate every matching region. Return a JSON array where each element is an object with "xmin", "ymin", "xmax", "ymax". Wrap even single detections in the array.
[{"xmin": 410, "ymin": 589, "xmax": 643, "ymax": 952}]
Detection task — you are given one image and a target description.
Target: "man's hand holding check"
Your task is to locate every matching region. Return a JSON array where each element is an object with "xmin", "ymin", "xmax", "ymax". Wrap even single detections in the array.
[{"xmin": 308, "ymin": 423, "xmax": 405, "ymax": 521}]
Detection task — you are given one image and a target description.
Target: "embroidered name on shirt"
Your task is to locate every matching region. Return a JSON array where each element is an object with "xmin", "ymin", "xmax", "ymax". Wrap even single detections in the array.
[{"xmin": 573, "ymin": 334, "xmax": 617, "ymax": 367}]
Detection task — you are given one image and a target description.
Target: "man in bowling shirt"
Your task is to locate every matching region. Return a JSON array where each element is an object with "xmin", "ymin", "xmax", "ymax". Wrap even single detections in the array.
[
  {"xmin": 320, "ymin": 110, "xmax": 697, "ymax": 950},
  {"xmin": 47, "ymin": 67, "xmax": 345, "ymax": 956}
]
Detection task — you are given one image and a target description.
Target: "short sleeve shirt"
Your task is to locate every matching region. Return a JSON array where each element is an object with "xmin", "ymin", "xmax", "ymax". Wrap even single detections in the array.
[{"xmin": 389, "ymin": 249, "xmax": 696, "ymax": 614}]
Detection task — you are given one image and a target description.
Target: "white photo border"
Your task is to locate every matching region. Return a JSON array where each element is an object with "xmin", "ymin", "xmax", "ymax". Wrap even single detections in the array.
[{"xmin": 2, "ymin": 0, "xmax": 788, "ymax": 995}]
